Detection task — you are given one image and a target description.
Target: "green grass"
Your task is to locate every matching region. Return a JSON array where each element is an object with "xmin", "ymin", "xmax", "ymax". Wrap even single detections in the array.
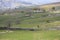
[
  {"xmin": 0, "ymin": 30, "xmax": 60, "ymax": 40},
  {"xmin": 0, "ymin": 12, "xmax": 60, "ymax": 40},
  {"xmin": 0, "ymin": 30, "xmax": 33, "ymax": 40},
  {"xmin": 0, "ymin": 13, "xmax": 60, "ymax": 28}
]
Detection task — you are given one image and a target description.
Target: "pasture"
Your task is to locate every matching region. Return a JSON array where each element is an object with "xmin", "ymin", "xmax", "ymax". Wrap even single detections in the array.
[{"xmin": 0, "ymin": 30, "xmax": 60, "ymax": 40}]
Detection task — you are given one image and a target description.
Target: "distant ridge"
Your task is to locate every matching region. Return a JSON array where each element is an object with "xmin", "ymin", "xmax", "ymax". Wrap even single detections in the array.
[{"xmin": 40, "ymin": 2, "xmax": 60, "ymax": 6}]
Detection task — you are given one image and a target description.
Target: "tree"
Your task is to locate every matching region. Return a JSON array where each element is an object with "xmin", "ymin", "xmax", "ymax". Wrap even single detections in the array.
[
  {"xmin": 37, "ymin": 25, "xmax": 39, "ymax": 28},
  {"xmin": 46, "ymin": 20, "xmax": 50, "ymax": 23},
  {"xmin": 16, "ymin": 19, "xmax": 20, "ymax": 24},
  {"xmin": 52, "ymin": 7, "xmax": 55, "ymax": 11},
  {"xmin": 6, "ymin": 21, "xmax": 11, "ymax": 32}
]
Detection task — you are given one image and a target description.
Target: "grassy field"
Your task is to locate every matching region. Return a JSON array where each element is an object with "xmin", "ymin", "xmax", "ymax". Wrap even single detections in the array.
[
  {"xmin": 0, "ymin": 12, "xmax": 60, "ymax": 40},
  {"xmin": 0, "ymin": 30, "xmax": 60, "ymax": 40}
]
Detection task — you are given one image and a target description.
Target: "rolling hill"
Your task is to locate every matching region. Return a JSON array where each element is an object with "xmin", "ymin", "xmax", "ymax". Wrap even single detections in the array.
[{"xmin": 39, "ymin": 2, "xmax": 60, "ymax": 11}]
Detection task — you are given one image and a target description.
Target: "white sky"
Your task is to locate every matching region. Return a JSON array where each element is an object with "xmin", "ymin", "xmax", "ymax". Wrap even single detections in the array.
[{"xmin": 0, "ymin": 0, "xmax": 60, "ymax": 8}]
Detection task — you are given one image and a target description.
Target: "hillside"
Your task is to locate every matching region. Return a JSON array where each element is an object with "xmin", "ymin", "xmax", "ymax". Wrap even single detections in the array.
[
  {"xmin": 0, "ymin": 2, "xmax": 60, "ymax": 29},
  {"xmin": 39, "ymin": 2, "xmax": 60, "ymax": 11}
]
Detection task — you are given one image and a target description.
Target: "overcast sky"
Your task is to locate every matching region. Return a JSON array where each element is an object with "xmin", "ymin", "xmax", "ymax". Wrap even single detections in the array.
[
  {"xmin": 19, "ymin": 0, "xmax": 60, "ymax": 4},
  {"xmin": 2, "ymin": 0, "xmax": 60, "ymax": 4},
  {"xmin": 0, "ymin": 0, "xmax": 60, "ymax": 8}
]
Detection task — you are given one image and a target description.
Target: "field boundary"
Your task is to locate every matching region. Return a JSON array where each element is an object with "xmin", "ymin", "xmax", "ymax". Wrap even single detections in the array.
[{"xmin": 0, "ymin": 27, "xmax": 60, "ymax": 31}]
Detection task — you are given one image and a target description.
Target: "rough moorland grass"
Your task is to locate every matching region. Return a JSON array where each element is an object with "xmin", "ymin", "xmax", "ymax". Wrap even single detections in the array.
[{"xmin": 0, "ymin": 30, "xmax": 60, "ymax": 40}]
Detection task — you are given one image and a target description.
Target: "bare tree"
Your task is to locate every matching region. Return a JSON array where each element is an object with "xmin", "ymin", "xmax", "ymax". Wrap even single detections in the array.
[
  {"xmin": 16, "ymin": 19, "xmax": 20, "ymax": 24},
  {"xmin": 6, "ymin": 21, "xmax": 11, "ymax": 32}
]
